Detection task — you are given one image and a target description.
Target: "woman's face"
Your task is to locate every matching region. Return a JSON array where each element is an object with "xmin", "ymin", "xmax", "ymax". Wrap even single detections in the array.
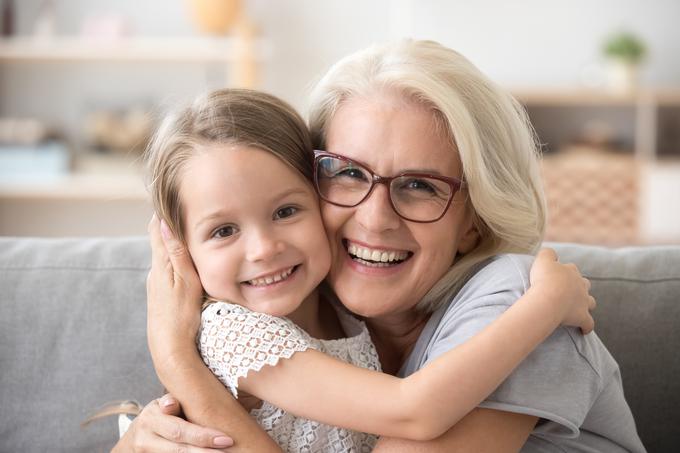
[{"xmin": 321, "ymin": 92, "xmax": 479, "ymax": 320}]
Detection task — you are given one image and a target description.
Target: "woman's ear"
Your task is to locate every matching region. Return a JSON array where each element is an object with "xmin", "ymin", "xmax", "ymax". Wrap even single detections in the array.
[
  {"xmin": 457, "ymin": 222, "xmax": 480, "ymax": 254},
  {"xmin": 457, "ymin": 209, "xmax": 481, "ymax": 255}
]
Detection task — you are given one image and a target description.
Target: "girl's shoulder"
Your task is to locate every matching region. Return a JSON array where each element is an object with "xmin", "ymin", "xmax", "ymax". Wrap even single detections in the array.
[
  {"xmin": 198, "ymin": 301, "xmax": 313, "ymax": 398},
  {"xmin": 201, "ymin": 301, "xmax": 311, "ymax": 344}
]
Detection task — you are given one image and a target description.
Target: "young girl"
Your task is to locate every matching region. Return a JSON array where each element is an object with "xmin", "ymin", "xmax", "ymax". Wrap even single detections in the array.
[{"xmin": 143, "ymin": 88, "xmax": 594, "ymax": 451}]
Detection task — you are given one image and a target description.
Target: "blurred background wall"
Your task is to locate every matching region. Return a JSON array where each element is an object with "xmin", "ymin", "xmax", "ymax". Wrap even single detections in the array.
[{"xmin": 1, "ymin": 0, "xmax": 679, "ymax": 243}]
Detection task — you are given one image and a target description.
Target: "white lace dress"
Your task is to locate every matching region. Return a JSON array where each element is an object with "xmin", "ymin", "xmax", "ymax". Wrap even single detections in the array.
[{"xmin": 198, "ymin": 301, "xmax": 381, "ymax": 453}]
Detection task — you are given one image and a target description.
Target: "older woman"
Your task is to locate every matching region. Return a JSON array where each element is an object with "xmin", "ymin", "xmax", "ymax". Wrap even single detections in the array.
[{"xmin": 116, "ymin": 40, "xmax": 643, "ymax": 452}]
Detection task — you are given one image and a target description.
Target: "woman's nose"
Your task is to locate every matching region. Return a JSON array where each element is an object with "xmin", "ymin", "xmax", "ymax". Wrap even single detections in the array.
[
  {"xmin": 244, "ymin": 228, "xmax": 286, "ymax": 262},
  {"xmin": 354, "ymin": 184, "xmax": 402, "ymax": 233}
]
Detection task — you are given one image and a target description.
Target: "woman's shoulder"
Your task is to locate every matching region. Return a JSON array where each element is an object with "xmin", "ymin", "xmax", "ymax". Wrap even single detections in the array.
[{"xmin": 452, "ymin": 253, "xmax": 534, "ymax": 310}]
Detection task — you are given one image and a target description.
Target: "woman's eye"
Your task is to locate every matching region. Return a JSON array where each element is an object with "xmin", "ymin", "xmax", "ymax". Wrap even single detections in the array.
[
  {"xmin": 337, "ymin": 167, "xmax": 368, "ymax": 180},
  {"xmin": 212, "ymin": 225, "xmax": 238, "ymax": 238},
  {"xmin": 275, "ymin": 206, "xmax": 298, "ymax": 219},
  {"xmin": 404, "ymin": 179, "xmax": 436, "ymax": 193}
]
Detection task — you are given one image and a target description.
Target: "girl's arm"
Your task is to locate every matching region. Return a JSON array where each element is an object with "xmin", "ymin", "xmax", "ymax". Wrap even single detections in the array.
[
  {"xmin": 237, "ymin": 248, "xmax": 593, "ymax": 441},
  {"xmin": 150, "ymin": 218, "xmax": 592, "ymax": 443},
  {"xmin": 147, "ymin": 216, "xmax": 282, "ymax": 453}
]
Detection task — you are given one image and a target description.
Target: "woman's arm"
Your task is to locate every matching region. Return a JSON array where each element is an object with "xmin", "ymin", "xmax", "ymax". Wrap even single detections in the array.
[
  {"xmin": 235, "ymin": 248, "xmax": 593, "ymax": 440},
  {"xmin": 146, "ymin": 216, "xmax": 282, "ymax": 453}
]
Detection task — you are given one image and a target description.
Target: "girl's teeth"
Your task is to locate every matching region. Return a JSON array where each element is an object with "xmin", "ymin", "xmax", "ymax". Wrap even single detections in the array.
[{"xmin": 249, "ymin": 267, "xmax": 294, "ymax": 286}]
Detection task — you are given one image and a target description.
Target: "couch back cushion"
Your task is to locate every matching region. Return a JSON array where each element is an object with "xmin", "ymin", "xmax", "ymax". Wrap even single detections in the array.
[
  {"xmin": 0, "ymin": 237, "xmax": 161, "ymax": 452},
  {"xmin": 552, "ymin": 243, "xmax": 680, "ymax": 452}
]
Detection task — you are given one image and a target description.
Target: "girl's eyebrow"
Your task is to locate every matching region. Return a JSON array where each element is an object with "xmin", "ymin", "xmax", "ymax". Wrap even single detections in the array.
[
  {"xmin": 272, "ymin": 187, "xmax": 310, "ymax": 202},
  {"xmin": 194, "ymin": 187, "xmax": 310, "ymax": 229},
  {"xmin": 194, "ymin": 210, "xmax": 232, "ymax": 230}
]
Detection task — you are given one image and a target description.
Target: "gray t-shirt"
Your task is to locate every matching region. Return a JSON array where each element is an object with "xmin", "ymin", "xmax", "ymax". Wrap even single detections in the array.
[{"xmin": 399, "ymin": 254, "xmax": 646, "ymax": 452}]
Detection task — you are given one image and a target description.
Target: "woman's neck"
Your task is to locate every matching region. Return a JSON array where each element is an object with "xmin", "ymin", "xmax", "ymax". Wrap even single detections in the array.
[
  {"xmin": 366, "ymin": 310, "xmax": 431, "ymax": 375},
  {"xmin": 286, "ymin": 290, "xmax": 344, "ymax": 341}
]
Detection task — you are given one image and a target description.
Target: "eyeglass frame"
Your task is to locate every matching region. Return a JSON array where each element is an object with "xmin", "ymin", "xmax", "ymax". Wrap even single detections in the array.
[{"xmin": 312, "ymin": 150, "xmax": 468, "ymax": 223}]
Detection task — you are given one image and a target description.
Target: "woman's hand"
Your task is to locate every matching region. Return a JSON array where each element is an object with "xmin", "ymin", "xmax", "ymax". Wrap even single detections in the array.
[
  {"xmin": 529, "ymin": 248, "xmax": 596, "ymax": 334},
  {"xmin": 146, "ymin": 214, "xmax": 205, "ymax": 378},
  {"xmin": 113, "ymin": 394, "xmax": 234, "ymax": 452}
]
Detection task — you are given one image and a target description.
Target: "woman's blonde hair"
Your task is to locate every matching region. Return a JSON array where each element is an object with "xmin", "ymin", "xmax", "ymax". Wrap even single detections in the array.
[
  {"xmin": 308, "ymin": 39, "xmax": 546, "ymax": 312},
  {"xmin": 146, "ymin": 88, "xmax": 314, "ymax": 242}
]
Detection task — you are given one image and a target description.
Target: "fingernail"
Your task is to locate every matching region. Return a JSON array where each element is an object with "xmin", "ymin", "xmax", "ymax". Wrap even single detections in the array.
[
  {"xmin": 161, "ymin": 397, "xmax": 176, "ymax": 407},
  {"xmin": 160, "ymin": 219, "xmax": 172, "ymax": 240},
  {"xmin": 213, "ymin": 436, "xmax": 234, "ymax": 447}
]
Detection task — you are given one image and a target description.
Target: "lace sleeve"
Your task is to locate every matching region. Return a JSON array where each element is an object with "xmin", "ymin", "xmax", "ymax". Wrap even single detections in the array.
[{"xmin": 198, "ymin": 302, "xmax": 311, "ymax": 398}]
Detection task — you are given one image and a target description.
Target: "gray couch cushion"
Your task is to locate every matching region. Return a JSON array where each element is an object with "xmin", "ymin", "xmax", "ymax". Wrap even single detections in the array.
[
  {"xmin": 551, "ymin": 243, "xmax": 680, "ymax": 452},
  {"xmin": 0, "ymin": 237, "xmax": 161, "ymax": 453}
]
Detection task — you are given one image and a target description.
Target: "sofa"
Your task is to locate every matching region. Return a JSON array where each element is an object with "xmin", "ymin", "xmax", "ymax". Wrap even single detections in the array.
[{"xmin": 0, "ymin": 237, "xmax": 678, "ymax": 452}]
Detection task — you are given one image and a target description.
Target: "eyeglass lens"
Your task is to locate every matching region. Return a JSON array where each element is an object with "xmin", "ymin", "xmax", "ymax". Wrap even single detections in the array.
[{"xmin": 315, "ymin": 155, "xmax": 454, "ymax": 222}]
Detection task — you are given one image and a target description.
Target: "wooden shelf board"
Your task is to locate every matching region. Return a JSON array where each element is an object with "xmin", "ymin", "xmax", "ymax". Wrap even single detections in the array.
[
  {"xmin": 511, "ymin": 87, "xmax": 680, "ymax": 106},
  {"xmin": 0, "ymin": 36, "xmax": 267, "ymax": 63}
]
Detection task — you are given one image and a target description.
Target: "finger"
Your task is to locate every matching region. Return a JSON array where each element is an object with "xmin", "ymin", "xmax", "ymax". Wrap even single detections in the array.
[
  {"xmin": 158, "ymin": 394, "xmax": 181, "ymax": 416},
  {"xmin": 154, "ymin": 412, "xmax": 234, "ymax": 449},
  {"xmin": 159, "ymin": 219, "xmax": 197, "ymax": 288},
  {"xmin": 583, "ymin": 277, "xmax": 592, "ymax": 291},
  {"xmin": 147, "ymin": 435, "xmax": 231, "ymax": 453},
  {"xmin": 588, "ymin": 295, "xmax": 597, "ymax": 311},
  {"xmin": 149, "ymin": 213, "xmax": 170, "ymax": 276},
  {"xmin": 536, "ymin": 248, "xmax": 558, "ymax": 262},
  {"xmin": 580, "ymin": 315, "xmax": 595, "ymax": 335}
]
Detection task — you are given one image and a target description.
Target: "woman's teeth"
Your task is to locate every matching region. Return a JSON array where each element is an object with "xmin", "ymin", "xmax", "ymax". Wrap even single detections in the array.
[
  {"xmin": 347, "ymin": 243, "xmax": 409, "ymax": 265},
  {"xmin": 248, "ymin": 266, "xmax": 295, "ymax": 286}
]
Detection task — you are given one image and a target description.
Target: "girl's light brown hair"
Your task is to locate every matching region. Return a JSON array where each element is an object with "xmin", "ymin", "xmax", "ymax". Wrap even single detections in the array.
[
  {"xmin": 84, "ymin": 89, "xmax": 314, "ymax": 428},
  {"xmin": 146, "ymin": 88, "xmax": 314, "ymax": 243}
]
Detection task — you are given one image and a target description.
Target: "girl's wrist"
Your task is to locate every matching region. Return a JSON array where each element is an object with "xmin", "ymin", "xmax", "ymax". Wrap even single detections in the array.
[{"xmin": 525, "ymin": 284, "xmax": 567, "ymax": 324}]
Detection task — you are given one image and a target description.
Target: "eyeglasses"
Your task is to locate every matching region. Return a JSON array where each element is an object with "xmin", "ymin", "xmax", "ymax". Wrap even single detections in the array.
[{"xmin": 313, "ymin": 151, "xmax": 467, "ymax": 223}]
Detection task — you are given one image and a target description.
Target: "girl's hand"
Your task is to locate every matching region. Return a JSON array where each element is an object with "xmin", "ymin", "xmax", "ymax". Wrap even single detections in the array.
[
  {"xmin": 529, "ymin": 248, "xmax": 596, "ymax": 334},
  {"xmin": 146, "ymin": 215, "xmax": 204, "ymax": 376},
  {"xmin": 113, "ymin": 394, "xmax": 234, "ymax": 452}
]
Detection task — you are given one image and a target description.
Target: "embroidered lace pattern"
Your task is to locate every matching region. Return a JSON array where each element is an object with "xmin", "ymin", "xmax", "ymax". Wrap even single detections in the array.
[{"xmin": 198, "ymin": 301, "xmax": 380, "ymax": 453}]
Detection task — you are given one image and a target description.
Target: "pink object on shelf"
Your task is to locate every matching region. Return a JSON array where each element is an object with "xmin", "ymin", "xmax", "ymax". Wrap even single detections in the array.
[{"xmin": 80, "ymin": 14, "xmax": 133, "ymax": 41}]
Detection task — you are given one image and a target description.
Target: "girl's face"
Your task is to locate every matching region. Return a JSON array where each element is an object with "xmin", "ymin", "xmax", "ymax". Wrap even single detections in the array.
[
  {"xmin": 320, "ymin": 92, "xmax": 479, "ymax": 320},
  {"xmin": 180, "ymin": 144, "xmax": 331, "ymax": 318}
]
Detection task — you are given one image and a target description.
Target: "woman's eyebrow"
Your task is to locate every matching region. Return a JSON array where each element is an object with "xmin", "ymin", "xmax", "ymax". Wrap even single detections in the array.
[{"xmin": 399, "ymin": 167, "xmax": 446, "ymax": 175}]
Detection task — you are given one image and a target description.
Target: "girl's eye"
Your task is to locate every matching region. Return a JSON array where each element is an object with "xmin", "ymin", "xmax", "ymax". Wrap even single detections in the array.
[
  {"xmin": 212, "ymin": 225, "xmax": 238, "ymax": 239},
  {"xmin": 275, "ymin": 206, "xmax": 298, "ymax": 219}
]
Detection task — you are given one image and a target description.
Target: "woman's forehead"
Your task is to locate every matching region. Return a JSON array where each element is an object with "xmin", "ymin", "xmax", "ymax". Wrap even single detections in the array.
[{"xmin": 326, "ymin": 95, "xmax": 461, "ymax": 175}]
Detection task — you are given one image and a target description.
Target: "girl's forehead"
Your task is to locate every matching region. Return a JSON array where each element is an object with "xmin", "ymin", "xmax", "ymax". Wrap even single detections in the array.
[{"xmin": 180, "ymin": 146, "xmax": 315, "ymax": 215}]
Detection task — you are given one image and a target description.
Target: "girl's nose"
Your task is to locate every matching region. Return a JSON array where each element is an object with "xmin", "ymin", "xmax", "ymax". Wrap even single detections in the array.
[{"xmin": 244, "ymin": 228, "xmax": 286, "ymax": 262}]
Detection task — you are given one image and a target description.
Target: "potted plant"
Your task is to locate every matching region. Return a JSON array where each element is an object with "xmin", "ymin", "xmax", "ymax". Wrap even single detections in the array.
[{"xmin": 602, "ymin": 31, "xmax": 646, "ymax": 93}]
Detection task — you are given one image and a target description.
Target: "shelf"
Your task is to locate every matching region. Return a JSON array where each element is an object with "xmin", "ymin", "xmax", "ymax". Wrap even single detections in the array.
[
  {"xmin": 0, "ymin": 153, "xmax": 147, "ymax": 201},
  {"xmin": 510, "ymin": 87, "xmax": 680, "ymax": 106},
  {"xmin": 0, "ymin": 36, "xmax": 267, "ymax": 63}
]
